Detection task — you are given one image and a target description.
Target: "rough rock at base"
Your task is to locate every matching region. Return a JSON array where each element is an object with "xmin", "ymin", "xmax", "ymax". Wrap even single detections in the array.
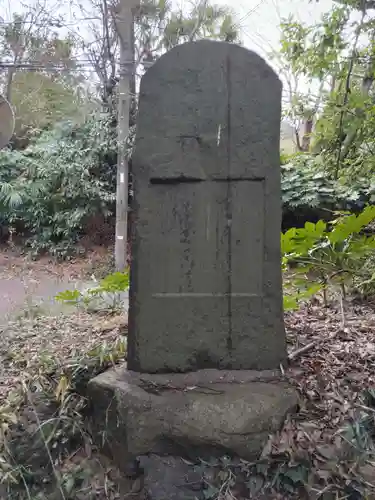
[
  {"xmin": 139, "ymin": 455, "xmax": 205, "ymax": 500},
  {"xmin": 88, "ymin": 365, "xmax": 299, "ymax": 470}
]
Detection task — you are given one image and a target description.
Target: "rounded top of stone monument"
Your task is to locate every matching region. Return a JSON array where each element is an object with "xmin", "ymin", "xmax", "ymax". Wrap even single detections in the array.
[{"xmin": 0, "ymin": 95, "xmax": 15, "ymax": 150}]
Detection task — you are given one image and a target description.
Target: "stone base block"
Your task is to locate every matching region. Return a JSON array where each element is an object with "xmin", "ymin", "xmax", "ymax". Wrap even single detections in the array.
[
  {"xmin": 88, "ymin": 365, "xmax": 298, "ymax": 470},
  {"xmin": 139, "ymin": 455, "xmax": 206, "ymax": 500}
]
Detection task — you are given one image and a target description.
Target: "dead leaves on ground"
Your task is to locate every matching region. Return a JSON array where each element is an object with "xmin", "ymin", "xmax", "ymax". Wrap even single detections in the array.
[
  {"xmin": 0, "ymin": 310, "xmax": 128, "ymax": 499},
  {"xmin": 0, "ymin": 312, "xmax": 127, "ymax": 401},
  {"xmin": 263, "ymin": 302, "xmax": 375, "ymax": 498},
  {"xmin": 3, "ymin": 300, "xmax": 375, "ymax": 497}
]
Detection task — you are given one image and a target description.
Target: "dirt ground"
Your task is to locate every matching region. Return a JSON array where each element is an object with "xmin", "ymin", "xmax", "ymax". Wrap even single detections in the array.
[
  {"xmin": 0, "ymin": 246, "xmax": 113, "ymax": 323},
  {"xmin": 2, "ymin": 246, "xmax": 375, "ymax": 498}
]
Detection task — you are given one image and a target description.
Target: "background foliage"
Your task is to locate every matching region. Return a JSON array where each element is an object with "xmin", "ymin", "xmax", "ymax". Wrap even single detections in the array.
[
  {"xmin": 3, "ymin": 0, "xmax": 375, "ymax": 259},
  {"xmin": 0, "ymin": 116, "xmax": 116, "ymax": 257},
  {"xmin": 0, "ymin": 0, "xmax": 239, "ymax": 257},
  {"xmin": 282, "ymin": 205, "xmax": 375, "ymax": 310}
]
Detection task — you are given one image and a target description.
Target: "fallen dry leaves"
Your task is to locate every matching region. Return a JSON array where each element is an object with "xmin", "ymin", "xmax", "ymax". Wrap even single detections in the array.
[
  {"xmin": 2, "ymin": 292, "xmax": 375, "ymax": 498},
  {"xmin": 0, "ymin": 311, "xmax": 127, "ymax": 401},
  {"xmin": 0, "ymin": 244, "xmax": 112, "ymax": 281},
  {"xmin": 0, "ymin": 309, "xmax": 129, "ymax": 500},
  {"xmin": 261, "ymin": 300, "xmax": 375, "ymax": 498}
]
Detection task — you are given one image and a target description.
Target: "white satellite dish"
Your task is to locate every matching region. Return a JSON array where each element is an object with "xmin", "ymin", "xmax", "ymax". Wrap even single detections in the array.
[{"xmin": 0, "ymin": 94, "xmax": 15, "ymax": 150}]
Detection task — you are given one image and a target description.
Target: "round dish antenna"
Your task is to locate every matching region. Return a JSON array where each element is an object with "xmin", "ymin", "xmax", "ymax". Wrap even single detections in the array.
[{"xmin": 0, "ymin": 95, "xmax": 15, "ymax": 149}]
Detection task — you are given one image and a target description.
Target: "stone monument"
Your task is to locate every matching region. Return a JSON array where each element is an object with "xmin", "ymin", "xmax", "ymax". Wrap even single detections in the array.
[
  {"xmin": 89, "ymin": 40, "xmax": 298, "ymax": 498},
  {"xmin": 127, "ymin": 39, "xmax": 286, "ymax": 374}
]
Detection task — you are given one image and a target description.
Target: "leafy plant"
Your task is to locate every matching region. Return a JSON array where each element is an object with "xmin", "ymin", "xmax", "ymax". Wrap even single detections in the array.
[
  {"xmin": 282, "ymin": 205, "xmax": 375, "ymax": 310},
  {"xmin": 281, "ymin": 154, "xmax": 375, "ymax": 228},
  {"xmin": 0, "ymin": 114, "xmax": 117, "ymax": 257},
  {"xmin": 88, "ymin": 271, "xmax": 129, "ymax": 295},
  {"xmin": 56, "ymin": 271, "xmax": 130, "ymax": 312},
  {"xmin": 282, "ymin": 155, "xmax": 336, "ymax": 211}
]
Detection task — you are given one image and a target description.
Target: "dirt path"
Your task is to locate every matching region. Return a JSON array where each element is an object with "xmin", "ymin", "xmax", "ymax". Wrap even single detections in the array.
[
  {"xmin": 0, "ymin": 274, "xmax": 77, "ymax": 320},
  {"xmin": 0, "ymin": 248, "xmax": 112, "ymax": 323}
]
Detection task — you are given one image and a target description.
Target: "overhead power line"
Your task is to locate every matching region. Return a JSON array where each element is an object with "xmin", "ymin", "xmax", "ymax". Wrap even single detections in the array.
[
  {"xmin": 0, "ymin": 60, "xmax": 96, "ymax": 66},
  {"xmin": 0, "ymin": 16, "xmax": 103, "ymax": 27},
  {"xmin": 0, "ymin": 58, "xmax": 142, "ymax": 74},
  {"xmin": 0, "ymin": 62, "xmax": 93, "ymax": 71},
  {"xmin": 0, "ymin": 65, "xmax": 96, "ymax": 73},
  {"xmin": 234, "ymin": 0, "xmax": 267, "ymax": 29}
]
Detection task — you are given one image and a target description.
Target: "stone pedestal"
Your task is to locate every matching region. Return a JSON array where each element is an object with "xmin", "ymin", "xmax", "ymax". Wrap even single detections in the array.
[{"xmin": 88, "ymin": 365, "xmax": 298, "ymax": 470}]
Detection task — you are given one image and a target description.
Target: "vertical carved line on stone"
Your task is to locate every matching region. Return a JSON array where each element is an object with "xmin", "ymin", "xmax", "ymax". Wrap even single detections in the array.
[{"xmin": 225, "ymin": 50, "xmax": 233, "ymax": 360}]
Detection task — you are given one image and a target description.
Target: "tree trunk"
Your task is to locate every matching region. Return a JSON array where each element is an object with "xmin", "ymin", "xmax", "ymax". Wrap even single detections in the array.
[
  {"xmin": 5, "ymin": 67, "xmax": 16, "ymax": 102},
  {"xmin": 302, "ymin": 119, "xmax": 313, "ymax": 151}
]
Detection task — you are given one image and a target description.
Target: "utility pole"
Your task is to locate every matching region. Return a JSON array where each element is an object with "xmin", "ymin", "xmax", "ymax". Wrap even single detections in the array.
[{"xmin": 114, "ymin": 0, "xmax": 139, "ymax": 272}]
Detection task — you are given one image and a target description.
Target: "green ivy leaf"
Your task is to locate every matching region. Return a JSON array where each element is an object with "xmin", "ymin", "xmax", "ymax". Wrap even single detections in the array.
[{"xmin": 55, "ymin": 289, "xmax": 82, "ymax": 303}]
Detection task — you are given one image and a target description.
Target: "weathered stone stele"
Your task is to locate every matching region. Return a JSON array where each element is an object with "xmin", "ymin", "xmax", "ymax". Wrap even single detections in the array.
[
  {"xmin": 88, "ymin": 43, "xmax": 298, "ymax": 493},
  {"xmin": 128, "ymin": 39, "xmax": 286, "ymax": 373}
]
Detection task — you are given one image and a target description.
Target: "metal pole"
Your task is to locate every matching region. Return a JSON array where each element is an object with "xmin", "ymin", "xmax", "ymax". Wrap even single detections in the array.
[{"xmin": 114, "ymin": 0, "xmax": 139, "ymax": 272}]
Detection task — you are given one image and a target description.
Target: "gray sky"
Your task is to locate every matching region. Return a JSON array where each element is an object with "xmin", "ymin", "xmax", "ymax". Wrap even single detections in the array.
[
  {"xmin": 217, "ymin": 0, "xmax": 334, "ymax": 60},
  {"xmin": 0, "ymin": 0, "xmax": 335, "ymax": 100},
  {"xmin": 1, "ymin": 0, "xmax": 334, "ymax": 60}
]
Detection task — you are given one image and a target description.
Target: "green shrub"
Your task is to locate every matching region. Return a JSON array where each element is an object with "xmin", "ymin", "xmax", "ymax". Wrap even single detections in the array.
[
  {"xmin": 0, "ymin": 114, "xmax": 118, "ymax": 257},
  {"xmin": 56, "ymin": 271, "xmax": 129, "ymax": 312},
  {"xmin": 281, "ymin": 155, "xmax": 336, "ymax": 211},
  {"xmin": 282, "ymin": 205, "xmax": 375, "ymax": 310},
  {"xmin": 281, "ymin": 154, "xmax": 375, "ymax": 228}
]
